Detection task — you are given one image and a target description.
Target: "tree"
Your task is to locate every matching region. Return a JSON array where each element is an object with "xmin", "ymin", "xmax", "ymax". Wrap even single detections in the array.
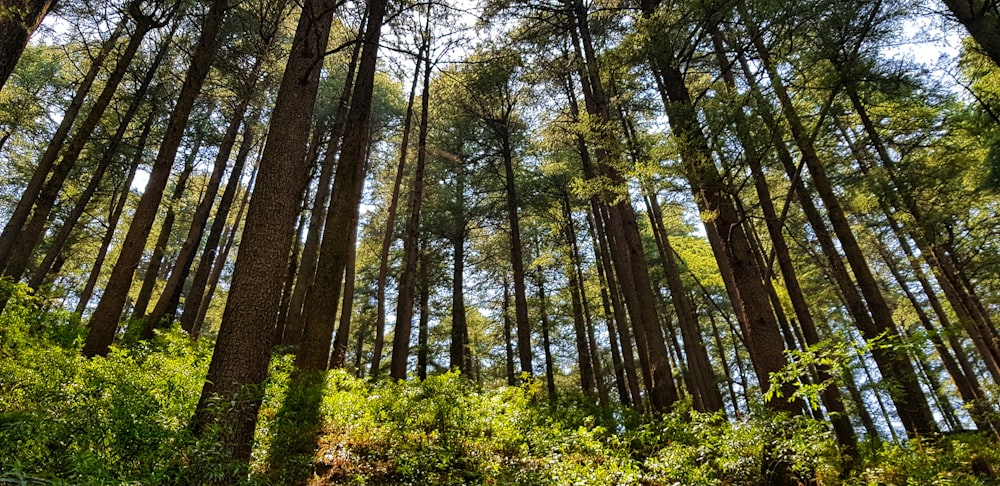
[{"xmin": 192, "ymin": 0, "xmax": 337, "ymax": 466}]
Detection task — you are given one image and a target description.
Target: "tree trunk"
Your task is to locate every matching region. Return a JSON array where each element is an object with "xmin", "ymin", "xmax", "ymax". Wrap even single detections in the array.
[
  {"xmin": 297, "ymin": 0, "xmax": 388, "ymax": 373},
  {"xmin": 650, "ymin": 52, "xmax": 798, "ymax": 414},
  {"xmin": 502, "ymin": 275, "xmax": 516, "ymax": 385},
  {"xmin": 587, "ymin": 212, "xmax": 631, "ymax": 407},
  {"xmin": 536, "ymin": 269, "xmax": 557, "ymax": 398},
  {"xmin": 710, "ymin": 27, "xmax": 856, "ymax": 454},
  {"xmin": 131, "ymin": 142, "xmax": 200, "ymax": 324},
  {"xmin": 569, "ymin": 7, "xmax": 676, "ymax": 412},
  {"xmin": 941, "ymin": 0, "xmax": 1000, "ymax": 68},
  {"xmin": 3, "ymin": 12, "xmax": 161, "ymax": 282},
  {"xmin": 370, "ymin": 38, "xmax": 421, "ymax": 376},
  {"xmin": 329, "ymin": 163, "xmax": 367, "ymax": 368},
  {"xmin": 75, "ymin": 133, "xmax": 145, "ymax": 316},
  {"xmin": 749, "ymin": 31, "xmax": 937, "ymax": 435},
  {"xmin": 283, "ymin": 27, "xmax": 363, "ymax": 346},
  {"xmin": 562, "ymin": 198, "xmax": 597, "ymax": 399},
  {"xmin": 191, "ymin": 0, "xmax": 336, "ymax": 465},
  {"xmin": 29, "ymin": 25, "xmax": 175, "ymax": 290},
  {"xmin": 389, "ymin": 10, "xmax": 433, "ymax": 380},
  {"xmin": 193, "ymin": 170, "xmax": 254, "ymax": 338},
  {"xmin": 146, "ymin": 54, "xmax": 268, "ymax": 334},
  {"xmin": 0, "ymin": 0, "xmax": 55, "ymax": 90},
  {"xmin": 83, "ymin": 0, "xmax": 229, "ymax": 357},
  {"xmin": 450, "ymin": 173, "xmax": 471, "ymax": 375},
  {"xmin": 416, "ymin": 240, "xmax": 430, "ymax": 380},
  {"xmin": 0, "ymin": 20, "xmax": 126, "ymax": 268},
  {"xmin": 180, "ymin": 105, "xmax": 261, "ymax": 334}
]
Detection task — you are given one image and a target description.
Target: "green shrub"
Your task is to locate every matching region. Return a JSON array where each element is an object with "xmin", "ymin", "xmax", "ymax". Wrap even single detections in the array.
[{"xmin": 0, "ymin": 289, "xmax": 215, "ymax": 484}]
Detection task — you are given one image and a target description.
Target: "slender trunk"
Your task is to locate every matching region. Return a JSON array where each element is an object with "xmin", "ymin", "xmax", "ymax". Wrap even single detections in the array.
[
  {"xmin": 642, "ymin": 184, "xmax": 724, "ymax": 413},
  {"xmin": 84, "ymin": 0, "xmax": 229, "ymax": 357},
  {"xmin": 274, "ymin": 210, "xmax": 307, "ymax": 345},
  {"xmin": 709, "ymin": 27, "xmax": 855, "ymax": 453},
  {"xmin": 131, "ymin": 143, "xmax": 200, "ymax": 323},
  {"xmin": 193, "ymin": 169, "xmax": 254, "ymax": 338},
  {"xmin": 284, "ymin": 27, "xmax": 363, "ymax": 345},
  {"xmin": 501, "ymin": 131, "xmax": 533, "ymax": 376},
  {"xmin": 570, "ymin": 209, "xmax": 609, "ymax": 408},
  {"xmin": 29, "ymin": 26, "xmax": 175, "ymax": 290},
  {"xmin": 750, "ymin": 30, "xmax": 936, "ymax": 435},
  {"xmin": 650, "ymin": 49, "xmax": 798, "ymax": 414},
  {"xmin": 563, "ymin": 201, "xmax": 596, "ymax": 398},
  {"xmin": 450, "ymin": 186, "xmax": 471, "ymax": 375},
  {"xmin": 536, "ymin": 269, "xmax": 556, "ymax": 398},
  {"xmin": 570, "ymin": 0, "xmax": 676, "ymax": 412},
  {"xmin": 75, "ymin": 140, "xmax": 144, "ymax": 316},
  {"xmin": 329, "ymin": 162, "xmax": 367, "ymax": 367},
  {"xmin": 371, "ymin": 38, "xmax": 422, "ymax": 376},
  {"xmin": 3, "ymin": 13, "xmax": 160, "ymax": 282},
  {"xmin": 389, "ymin": 10, "xmax": 432, "ymax": 380},
  {"xmin": 146, "ymin": 56, "xmax": 268, "ymax": 334},
  {"xmin": 503, "ymin": 275, "xmax": 516, "ymax": 385},
  {"xmin": 416, "ymin": 240, "xmax": 429, "ymax": 380},
  {"xmin": 570, "ymin": 74, "xmax": 639, "ymax": 407},
  {"xmin": 587, "ymin": 212, "xmax": 630, "ymax": 406},
  {"xmin": 181, "ymin": 105, "xmax": 261, "ymax": 334}
]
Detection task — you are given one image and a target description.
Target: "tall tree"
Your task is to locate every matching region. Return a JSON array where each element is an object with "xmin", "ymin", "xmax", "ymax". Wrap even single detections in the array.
[
  {"xmin": 390, "ymin": 4, "xmax": 434, "ymax": 380},
  {"xmin": 297, "ymin": 0, "xmax": 390, "ymax": 373},
  {"xmin": 191, "ymin": 0, "xmax": 338, "ymax": 466}
]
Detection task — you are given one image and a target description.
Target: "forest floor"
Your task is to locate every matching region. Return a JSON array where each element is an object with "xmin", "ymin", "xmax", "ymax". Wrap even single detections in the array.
[{"xmin": 1, "ymin": 287, "xmax": 999, "ymax": 485}]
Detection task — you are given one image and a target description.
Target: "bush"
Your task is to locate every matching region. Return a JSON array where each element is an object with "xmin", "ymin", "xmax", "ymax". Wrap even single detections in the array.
[{"xmin": 0, "ymin": 286, "xmax": 216, "ymax": 484}]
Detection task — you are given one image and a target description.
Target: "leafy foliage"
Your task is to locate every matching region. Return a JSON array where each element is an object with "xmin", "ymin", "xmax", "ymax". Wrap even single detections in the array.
[{"xmin": 2, "ymin": 282, "xmax": 1000, "ymax": 485}]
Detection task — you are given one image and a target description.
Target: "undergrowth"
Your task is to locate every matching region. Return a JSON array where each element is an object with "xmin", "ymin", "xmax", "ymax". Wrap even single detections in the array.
[{"xmin": 1, "ymin": 282, "xmax": 998, "ymax": 484}]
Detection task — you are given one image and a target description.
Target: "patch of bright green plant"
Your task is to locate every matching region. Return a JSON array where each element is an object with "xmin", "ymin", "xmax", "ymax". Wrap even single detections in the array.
[{"xmin": 3, "ymin": 280, "xmax": 999, "ymax": 485}]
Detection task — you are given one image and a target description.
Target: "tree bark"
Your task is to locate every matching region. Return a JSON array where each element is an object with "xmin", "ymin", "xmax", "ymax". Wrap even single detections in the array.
[
  {"xmin": 449, "ymin": 169, "xmax": 471, "ymax": 375},
  {"xmin": 370, "ymin": 39, "xmax": 421, "ymax": 377},
  {"xmin": 3, "ymin": 9, "xmax": 162, "ymax": 282},
  {"xmin": 146, "ymin": 54, "xmax": 269, "ymax": 334},
  {"xmin": 283, "ymin": 26, "xmax": 363, "ymax": 346},
  {"xmin": 131, "ymin": 141, "xmax": 199, "ymax": 323},
  {"xmin": 297, "ymin": 0, "xmax": 388, "ymax": 373},
  {"xmin": 0, "ymin": 20, "xmax": 126, "ymax": 268},
  {"xmin": 29, "ymin": 25, "xmax": 175, "ymax": 290},
  {"xmin": 390, "ymin": 12, "xmax": 432, "ymax": 380},
  {"xmin": 743, "ymin": 24, "xmax": 937, "ymax": 434},
  {"xmin": 942, "ymin": 0, "xmax": 1000, "ymax": 68},
  {"xmin": 180, "ymin": 104, "xmax": 262, "ymax": 334},
  {"xmin": 0, "ymin": 0, "xmax": 55, "ymax": 90},
  {"xmin": 191, "ymin": 0, "xmax": 336, "ymax": 464},
  {"xmin": 569, "ymin": 1, "xmax": 676, "ymax": 412}
]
